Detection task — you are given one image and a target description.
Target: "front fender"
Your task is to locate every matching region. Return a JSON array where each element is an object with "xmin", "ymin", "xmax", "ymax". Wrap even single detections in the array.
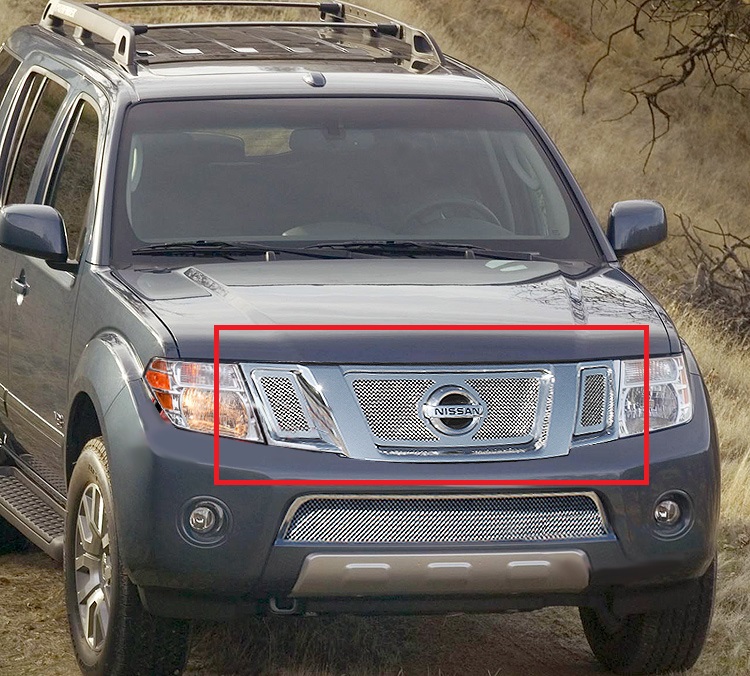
[
  {"xmin": 66, "ymin": 331, "xmax": 146, "ymax": 470},
  {"xmin": 69, "ymin": 330, "xmax": 144, "ymax": 415}
]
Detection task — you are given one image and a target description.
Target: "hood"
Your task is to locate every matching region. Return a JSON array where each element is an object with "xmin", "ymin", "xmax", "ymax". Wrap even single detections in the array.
[{"xmin": 115, "ymin": 259, "xmax": 676, "ymax": 364}]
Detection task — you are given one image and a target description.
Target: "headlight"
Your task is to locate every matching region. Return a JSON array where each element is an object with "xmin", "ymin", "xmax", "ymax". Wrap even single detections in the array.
[
  {"xmin": 618, "ymin": 355, "xmax": 692, "ymax": 436},
  {"xmin": 145, "ymin": 359, "xmax": 263, "ymax": 441}
]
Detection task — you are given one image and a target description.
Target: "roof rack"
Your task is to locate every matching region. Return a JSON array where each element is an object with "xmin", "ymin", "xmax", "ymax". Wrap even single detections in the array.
[{"xmin": 40, "ymin": 0, "xmax": 445, "ymax": 73}]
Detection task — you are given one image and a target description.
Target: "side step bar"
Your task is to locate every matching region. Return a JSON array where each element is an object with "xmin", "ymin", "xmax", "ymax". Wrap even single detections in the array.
[{"xmin": 0, "ymin": 468, "xmax": 64, "ymax": 561}]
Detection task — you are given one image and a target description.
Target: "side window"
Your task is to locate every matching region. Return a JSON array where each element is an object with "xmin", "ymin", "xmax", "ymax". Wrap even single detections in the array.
[
  {"xmin": 6, "ymin": 78, "xmax": 67, "ymax": 206},
  {"xmin": 0, "ymin": 49, "xmax": 21, "ymax": 106},
  {"xmin": 48, "ymin": 100, "xmax": 100, "ymax": 259},
  {"xmin": 1, "ymin": 73, "xmax": 44, "ymax": 206}
]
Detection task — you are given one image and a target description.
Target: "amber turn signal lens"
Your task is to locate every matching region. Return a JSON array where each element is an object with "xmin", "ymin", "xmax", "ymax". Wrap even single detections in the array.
[
  {"xmin": 154, "ymin": 390, "xmax": 174, "ymax": 410},
  {"xmin": 145, "ymin": 370, "xmax": 171, "ymax": 391}
]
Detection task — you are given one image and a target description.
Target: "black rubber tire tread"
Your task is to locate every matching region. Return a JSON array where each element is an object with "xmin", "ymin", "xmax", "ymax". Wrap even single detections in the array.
[
  {"xmin": 580, "ymin": 558, "xmax": 716, "ymax": 675},
  {"xmin": 65, "ymin": 437, "xmax": 191, "ymax": 676},
  {"xmin": 0, "ymin": 516, "xmax": 30, "ymax": 554}
]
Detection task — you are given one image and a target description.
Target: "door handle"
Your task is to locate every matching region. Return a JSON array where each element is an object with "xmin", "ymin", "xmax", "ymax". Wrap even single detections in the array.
[{"xmin": 11, "ymin": 277, "xmax": 29, "ymax": 296}]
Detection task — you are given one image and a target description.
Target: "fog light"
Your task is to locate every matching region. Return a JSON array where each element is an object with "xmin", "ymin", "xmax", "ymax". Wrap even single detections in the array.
[
  {"xmin": 654, "ymin": 499, "xmax": 681, "ymax": 526},
  {"xmin": 189, "ymin": 505, "xmax": 218, "ymax": 533},
  {"xmin": 180, "ymin": 498, "xmax": 230, "ymax": 547}
]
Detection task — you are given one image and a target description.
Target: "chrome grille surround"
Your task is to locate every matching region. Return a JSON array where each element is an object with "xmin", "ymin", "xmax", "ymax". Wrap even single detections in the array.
[
  {"xmin": 239, "ymin": 360, "xmax": 620, "ymax": 463},
  {"xmin": 346, "ymin": 370, "xmax": 553, "ymax": 453},
  {"xmin": 377, "ymin": 444, "xmax": 532, "ymax": 456},
  {"xmin": 244, "ymin": 365, "xmax": 348, "ymax": 454},
  {"xmin": 280, "ymin": 493, "xmax": 609, "ymax": 544}
]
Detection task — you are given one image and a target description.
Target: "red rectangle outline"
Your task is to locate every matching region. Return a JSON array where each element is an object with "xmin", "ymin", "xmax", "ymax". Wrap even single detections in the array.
[{"xmin": 213, "ymin": 325, "xmax": 650, "ymax": 486}]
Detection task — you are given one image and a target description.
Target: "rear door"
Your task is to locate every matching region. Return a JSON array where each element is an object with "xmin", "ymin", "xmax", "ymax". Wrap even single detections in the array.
[
  {"xmin": 5, "ymin": 66, "xmax": 103, "ymax": 479},
  {"xmin": 3, "ymin": 71, "xmax": 69, "ymax": 474},
  {"xmin": 0, "ymin": 49, "xmax": 23, "ymax": 428},
  {"xmin": 0, "ymin": 57, "xmax": 43, "ymax": 431}
]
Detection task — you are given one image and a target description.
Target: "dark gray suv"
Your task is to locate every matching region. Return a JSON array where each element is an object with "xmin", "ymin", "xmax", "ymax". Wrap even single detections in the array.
[{"xmin": 0, "ymin": 2, "xmax": 719, "ymax": 675}]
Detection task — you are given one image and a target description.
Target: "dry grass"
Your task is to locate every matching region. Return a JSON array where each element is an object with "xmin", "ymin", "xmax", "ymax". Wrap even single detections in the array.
[
  {"xmin": 663, "ymin": 305, "xmax": 750, "ymax": 674},
  {"xmin": 1, "ymin": 0, "xmax": 750, "ymax": 674}
]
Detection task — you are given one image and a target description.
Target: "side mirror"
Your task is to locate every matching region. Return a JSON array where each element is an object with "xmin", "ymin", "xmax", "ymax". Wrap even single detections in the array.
[
  {"xmin": 0, "ymin": 204, "xmax": 68, "ymax": 263},
  {"xmin": 607, "ymin": 200, "xmax": 667, "ymax": 257}
]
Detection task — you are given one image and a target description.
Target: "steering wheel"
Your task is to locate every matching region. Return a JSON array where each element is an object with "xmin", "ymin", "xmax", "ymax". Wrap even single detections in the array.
[{"xmin": 406, "ymin": 197, "xmax": 502, "ymax": 228}]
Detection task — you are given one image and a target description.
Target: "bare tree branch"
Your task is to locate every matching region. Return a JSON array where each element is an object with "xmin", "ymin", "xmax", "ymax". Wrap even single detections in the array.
[
  {"xmin": 675, "ymin": 214, "xmax": 750, "ymax": 331},
  {"xmin": 520, "ymin": 0, "xmax": 750, "ymax": 159}
]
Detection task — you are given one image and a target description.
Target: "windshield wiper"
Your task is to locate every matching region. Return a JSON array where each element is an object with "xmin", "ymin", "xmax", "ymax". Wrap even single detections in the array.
[
  {"xmin": 303, "ymin": 240, "xmax": 546, "ymax": 260},
  {"xmin": 132, "ymin": 239, "xmax": 558, "ymax": 263},
  {"xmin": 132, "ymin": 240, "xmax": 345, "ymax": 259}
]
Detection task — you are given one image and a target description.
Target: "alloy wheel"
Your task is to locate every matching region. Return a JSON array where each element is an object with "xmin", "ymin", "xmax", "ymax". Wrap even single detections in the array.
[{"xmin": 74, "ymin": 483, "xmax": 112, "ymax": 651}]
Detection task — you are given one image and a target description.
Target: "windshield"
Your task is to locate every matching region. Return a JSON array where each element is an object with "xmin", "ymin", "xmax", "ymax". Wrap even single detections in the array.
[{"xmin": 111, "ymin": 98, "xmax": 601, "ymax": 264}]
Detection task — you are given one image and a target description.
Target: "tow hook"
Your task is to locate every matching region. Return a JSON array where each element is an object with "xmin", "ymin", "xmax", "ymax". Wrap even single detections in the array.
[{"xmin": 269, "ymin": 596, "xmax": 302, "ymax": 615}]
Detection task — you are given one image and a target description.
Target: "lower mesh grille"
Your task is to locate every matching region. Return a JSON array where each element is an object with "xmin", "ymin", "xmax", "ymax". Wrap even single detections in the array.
[{"xmin": 281, "ymin": 494, "xmax": 608, "ymax": 544}]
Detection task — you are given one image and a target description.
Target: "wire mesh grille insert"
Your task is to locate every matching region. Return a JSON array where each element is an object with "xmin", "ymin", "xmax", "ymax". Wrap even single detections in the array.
[
  {"xmin": 349, "ymin": 373, "xmax": 551, "ymax": 448},
  {"xmin": 576, "ymin": 367, "xmax": 614, "ymax": 435},
  {"xmin": 282, "ymin": 494, "xmax": 607, "ymax": 544},
  {"xmin": 351, "ymin": 379, "xmax": 438, "ymax": 442},
  {"xmin": 258, "ymin": 375, "xmax": 310, "ymax": 432},
  {"xmin": 580, "ymin": 373, "xmax": 606, "ymax": 427},
  {"xmin": 465, "ymin": 377, "xmax": 541, "ymax": 441}
]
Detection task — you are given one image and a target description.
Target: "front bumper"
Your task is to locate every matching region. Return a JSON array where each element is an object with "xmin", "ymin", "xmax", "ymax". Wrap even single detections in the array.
[{"xmin": 103, "ymin": 372, "xmax": 719, "ymax": 619}]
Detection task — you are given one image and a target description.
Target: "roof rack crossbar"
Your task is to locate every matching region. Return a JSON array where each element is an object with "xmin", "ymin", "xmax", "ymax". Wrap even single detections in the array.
[
  {"xmin": 39, "ymin": 0, "xmax": 444, "ymax": 71},
  {"xmin": 91, "ymin": 1, "xmax": 342, "ymax": 11},
  {"xmin": 145, "ymin": 20, "xmax": 400, "ymax": 35}
]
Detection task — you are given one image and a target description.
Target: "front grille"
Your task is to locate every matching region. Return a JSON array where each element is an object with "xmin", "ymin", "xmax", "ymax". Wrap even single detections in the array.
[
  {"xmin": 580, "ymin": 373, "xmax": 606, "ymax": 427},
  {"xmin": 257, "ymin": 374, "xmax": 310, "ymax": 433},
  {"xmin": 281, "ymin": 494, "xmax": 608, "ymax": 544},
  {"xmin": 575, "ymin": 367, "xmax": 614, "ymax": 436},
  {"xmin": 348, "ymin": 372, "xmax": 551, "ymax": 449},
  {"xmin": 350, "ymin": 378, "xmax": 439, "ymax": 442},
  {"xmin": 465, "ymin": 377, "xmax": 541, "ymax": 441}
]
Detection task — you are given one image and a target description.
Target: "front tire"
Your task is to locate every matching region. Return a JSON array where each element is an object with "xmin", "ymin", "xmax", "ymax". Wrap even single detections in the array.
[
  {"xmin": 64, "ymin": 437, "xmax": 191, "ymax": 676},
  {"xmin": 580, "ymin": 559, "xmax": 716, "ymax": 674}
]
